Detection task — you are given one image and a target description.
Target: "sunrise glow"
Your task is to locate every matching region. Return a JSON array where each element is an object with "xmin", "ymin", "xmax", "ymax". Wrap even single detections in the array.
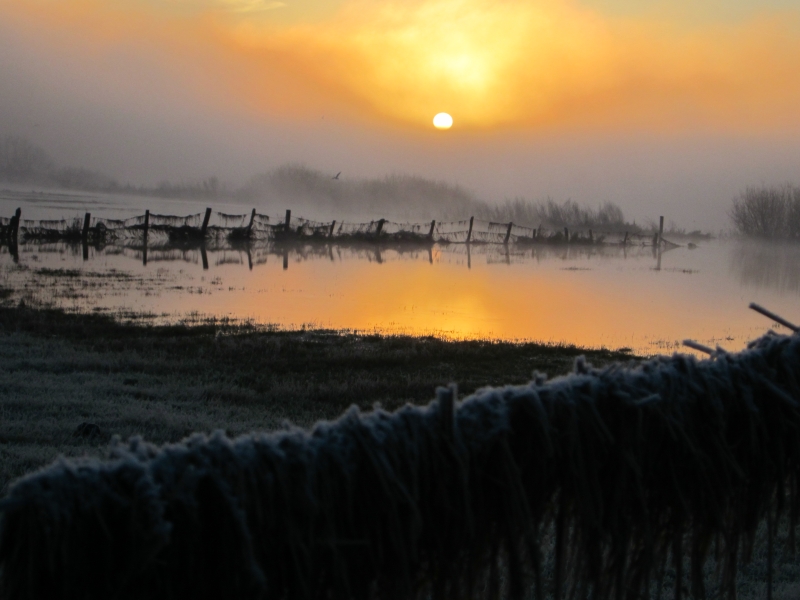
[
  {"xmin": 433, "ymin": 113, "xmax": 453, "ymax": 129},
  {"xmin": 4, "ymin": 0, "xmax": 800, "ymax": 134}
]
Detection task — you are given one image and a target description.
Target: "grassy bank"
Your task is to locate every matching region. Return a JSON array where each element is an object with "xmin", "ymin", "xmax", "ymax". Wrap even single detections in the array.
[
  {"xmin": 0, "ymin": 305, "xmax": 635, "ymax": 495},
  {"xmin": 4, "ymin": 306, "xmax": 800, "ymax": 599}
]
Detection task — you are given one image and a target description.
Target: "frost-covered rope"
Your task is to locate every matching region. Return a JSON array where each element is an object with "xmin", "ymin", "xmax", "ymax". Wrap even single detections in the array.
[{"xmin": 2, "ymin": 332, "xmax": 800, "ymax": 600}]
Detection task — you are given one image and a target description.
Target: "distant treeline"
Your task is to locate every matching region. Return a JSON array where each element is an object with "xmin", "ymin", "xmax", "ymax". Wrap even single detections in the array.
[
  {"xmin": 477, "ymin": 198, "xmax": 630, "ymax": 232},
  {"xmin": 1, "ymin": 134, "xmax": 643, "ymax": 232},
  {"xmin": 730, "ymin": 185, "xmax": 800, "ymax": 240},
  {"xmin": 236, "ymin": 166, "xmax": 646, "ymax": 232},
  {"xmin": 236, "ymin": 164, "xmax": 485, "ymax": 221},
  {"xmin": 0, "ymin": 135, "xmax": 224, "ymax": 199}
]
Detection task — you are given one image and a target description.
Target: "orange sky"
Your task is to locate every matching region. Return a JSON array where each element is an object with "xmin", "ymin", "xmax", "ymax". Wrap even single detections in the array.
[
  {"xmin": 5, "ymin": 0, "xmax": 800, "ymax": 133},
  {"xmin": 1, "ymin": 0, "xmax": 800, "ymax": 229}
]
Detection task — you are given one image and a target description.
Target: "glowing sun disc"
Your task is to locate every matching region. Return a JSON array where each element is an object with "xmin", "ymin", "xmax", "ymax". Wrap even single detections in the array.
[{"xmin": 433, "ymin": 113, "xmax": 453, "ymax": 129}]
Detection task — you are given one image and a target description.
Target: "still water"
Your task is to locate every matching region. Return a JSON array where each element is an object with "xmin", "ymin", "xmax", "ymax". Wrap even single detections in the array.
[{"xmin": 1, "ymin": 187, "xmax": 798, "ymax": 356}]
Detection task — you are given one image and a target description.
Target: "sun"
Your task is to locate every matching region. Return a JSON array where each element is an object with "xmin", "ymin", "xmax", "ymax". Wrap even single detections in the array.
[{"xmin": 433, "ymin": 112, "xmax": 453, "ymax": 129}]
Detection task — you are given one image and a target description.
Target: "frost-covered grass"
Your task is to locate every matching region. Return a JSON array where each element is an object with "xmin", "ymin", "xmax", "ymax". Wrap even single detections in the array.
[
  {"xmin": 0, "ymin": 305, "xmax": 634, "ymax": 496},
  {"xmin": 4, "ymin": 310, "xmax": 800, "ymax": 599}
]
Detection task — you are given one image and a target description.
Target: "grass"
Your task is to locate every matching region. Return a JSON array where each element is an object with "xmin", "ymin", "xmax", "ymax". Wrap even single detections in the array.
[
  {"xmin": 0, "ymin": 304, "xmax": 635, "ymax": 496},
  {"xmin": 2, "ymin": 305, "xmax": 798, "ymax": 598}
]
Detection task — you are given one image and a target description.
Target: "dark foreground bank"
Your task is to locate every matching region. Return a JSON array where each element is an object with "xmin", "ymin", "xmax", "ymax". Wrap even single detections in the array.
[
  {"xmin": 0, "ymin": 305, "xmax": 635, "ymax": 495},
  {"xmin": 4, "ymin": 315, "xmax": 800, "ymax": 600}
]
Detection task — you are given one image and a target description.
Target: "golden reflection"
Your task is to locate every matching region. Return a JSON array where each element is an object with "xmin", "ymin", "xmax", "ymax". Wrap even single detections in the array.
[
  {"xmin": 5, "ymin": 241, "xmax": 800, "ymax": 355},
  {"xmin": 197, "ymin": 245, "xmax": 730, "ymax": 350}
]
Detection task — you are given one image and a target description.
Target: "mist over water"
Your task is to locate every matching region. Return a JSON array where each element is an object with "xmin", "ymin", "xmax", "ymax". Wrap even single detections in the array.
[{"xmin": 729, "ymin": 240, "xmax": 800, "ymax": 295}]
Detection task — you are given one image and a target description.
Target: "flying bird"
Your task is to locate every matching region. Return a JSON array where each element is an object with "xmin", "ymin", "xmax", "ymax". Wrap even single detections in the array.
[{"xmin": 333, "ymin": 172, "xmax": 341, "ymax": 180}]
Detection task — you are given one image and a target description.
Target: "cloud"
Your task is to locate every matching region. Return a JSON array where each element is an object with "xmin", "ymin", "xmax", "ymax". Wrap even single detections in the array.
[
  {"xmin": 219, "ymin": 0, "xmax": 286, "ymax": 13},
  {"xmin": 216, "ymin": 0, "xmax": 800, "ymax": 134},
  {"xmin": 3, "ymin": 0, "xmax": 800, "ymax": 134}
]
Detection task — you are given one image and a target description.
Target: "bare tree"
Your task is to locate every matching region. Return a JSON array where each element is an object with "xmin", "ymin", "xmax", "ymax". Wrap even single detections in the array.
[{"xmin": 730, "ymin": 185, "xmax": 800, "ymax": 239}]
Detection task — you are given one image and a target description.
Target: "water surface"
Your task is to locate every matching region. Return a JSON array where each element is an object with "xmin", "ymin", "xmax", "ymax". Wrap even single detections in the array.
[{"xmin": 2, "ymin": 231, "xmax": 797, "ymax": 356}]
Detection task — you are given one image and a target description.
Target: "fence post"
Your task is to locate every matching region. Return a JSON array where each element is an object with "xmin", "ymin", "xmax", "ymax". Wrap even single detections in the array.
[
  {"xmin": 9, "ymin": 208, "xmax": 20, "ymax": 243},
  {"xmin": 143, "ymin": 210, "xmax": 150, "ymax": 266},
  {"xmin": 246, "ymin": 208, "xmax": 256, "ymax": 236},
  {"xmin": 658, "ymin": 216, "xmax": 664, "ymax": 248},
  {"xmin": 504, "ymin": 221, "xmax": 513, "ymax": 245},
  {"xmin": 200, "ymin": 208, "xmax": 212, "ymax": 237},
  {"xmin": 82, "ymin": 212, "xmax": 91, "ymax": 241},
  {"xmin": 466, "ymin": 216, "xmax": 474, "ymax": 244},
  {"xmin": 329, "ymin": 220, "xmax": 336, "ymax": 238},
  {"xmin": 589, "ymin": 229, "xmax": 593, "ymax": 243},
  {"xmin": 375, "ymin": 219, "xmax": 385, "ymax": 237},
  {"xmin": 428, "ymin": 220, "xmax": 436, "ymax": 240},
  {"xmin": 284, "ymin": 209, "xmax": 291, "ymax": 232},
  {"xmin": 564, "ymin": 227, "xmax": 569, "ymax": 243},
  {"xmin": 623, "ymin": 231, "xmax": 628, "ymax": 245}
]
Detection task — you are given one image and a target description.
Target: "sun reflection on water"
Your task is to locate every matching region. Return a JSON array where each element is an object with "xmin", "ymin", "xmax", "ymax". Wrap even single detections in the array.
[{"xmin": 1, "ymin": 240, "xmax": 798, "ymax": 356}]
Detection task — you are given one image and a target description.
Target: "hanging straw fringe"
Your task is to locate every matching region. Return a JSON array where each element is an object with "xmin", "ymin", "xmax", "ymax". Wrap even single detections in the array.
[{"xmin": 2, "ymin": 330, "xmax": 800, "ymax": 600}]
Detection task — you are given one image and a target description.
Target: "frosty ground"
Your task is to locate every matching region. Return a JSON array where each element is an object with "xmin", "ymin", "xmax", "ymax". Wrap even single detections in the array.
[
  {"xmin": 0, "ymin": 304, "xmax": 634, "ymax": 495},
  {"xmin": 3, "ymin": 305, "xmax": 800, "ymax": 599}
]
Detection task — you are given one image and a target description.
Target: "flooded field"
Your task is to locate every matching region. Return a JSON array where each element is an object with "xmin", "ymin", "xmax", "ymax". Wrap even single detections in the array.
[
  {"xmin": 2, "ymin": 187, "xmax": 799, "ymax": 355},
  {"xmin": 2, "ymin": 225, "xmax": 798, "ymax": 355}
]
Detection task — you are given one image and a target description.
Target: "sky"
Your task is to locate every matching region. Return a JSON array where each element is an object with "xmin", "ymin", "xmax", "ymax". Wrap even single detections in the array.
[{"xmin": 1, "ymin": 0, "xmax": 800, "ymax": 229}]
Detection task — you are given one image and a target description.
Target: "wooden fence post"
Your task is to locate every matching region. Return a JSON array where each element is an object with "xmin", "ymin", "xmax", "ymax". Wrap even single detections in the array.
[
  {"xmin": 200, "ymin": 208, "xmax": 212, "ymax": 237},
  {"xmin": 329, "ymin": 220, "xmax": 336, "ymax": 238},
  {"xmin": 466, "ymin": 216, "xmax": 474, "ymax": 244},
  {"xmin": 82, "ymin": 212, "xmax": 91, "ymax": 241},
  {"xmin": 246, "ymin": 208, "xmax": 256, "ymax": 236},
  {"xmin": 504, "ymin": 221, "xmax": 513, "ymax": 245},
  {"xmin": 658, "ymin": 216, "xmax": 664, "ymax": 248},
  {"xmin": 143, "ymin": 210, "xmax": 150, "ymax": 267},
  {"xmin": 589, "ymin": 229, "xmax": 593, "ymax": 243},
  {"xmin": 564, "ymin": 227, "xmax": 569, "ymax": 242},
  {"xmin": 428, "ymin": 220, "xmax": 436, "ymax": 240},
  {"xmin": 623, "ymin": 231, "xmax": 628, "ymax": 245},
  {"xmin": 9, "ymin": 208, "xmax": 20, "ymax": 243},
  {"xmin": 284, "ymin": 209, "xmax": 291, "ymax": 232},
  {"xmin": 375, "ymin": 219, "xmax": 385, "ymax": 237}
]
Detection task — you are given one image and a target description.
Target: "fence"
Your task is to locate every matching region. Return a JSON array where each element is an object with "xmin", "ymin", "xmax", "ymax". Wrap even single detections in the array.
[{"xmin": 2, "ymin": 207, "xmax": 665, "ymax": 251}]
